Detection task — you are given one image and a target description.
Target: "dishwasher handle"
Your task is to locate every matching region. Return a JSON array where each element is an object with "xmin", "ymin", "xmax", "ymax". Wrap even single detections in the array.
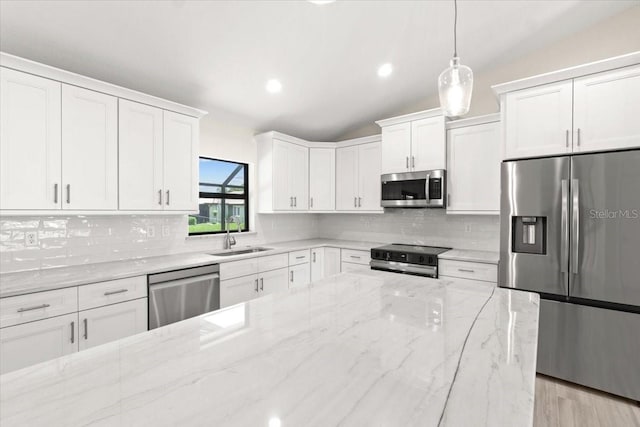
[{"xmin": 149, "ymin": 273, "xmax": 219, "ymax": 291}]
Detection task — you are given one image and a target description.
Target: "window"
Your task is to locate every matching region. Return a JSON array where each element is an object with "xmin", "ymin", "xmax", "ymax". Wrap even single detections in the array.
[{"xmin": 189, "ymin": 157, "xmax": 249, "ymax": 235}]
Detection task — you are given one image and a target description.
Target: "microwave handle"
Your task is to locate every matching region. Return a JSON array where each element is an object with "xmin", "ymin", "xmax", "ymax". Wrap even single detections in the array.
[{"xmin": 424, "ymin": 173, "xmax": 431, "ymax": 202}]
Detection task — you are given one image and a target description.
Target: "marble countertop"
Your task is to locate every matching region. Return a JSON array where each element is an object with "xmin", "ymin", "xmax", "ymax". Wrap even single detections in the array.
[{"xmin": 0, "ymin": 270, "xmax": 539, "ymax": 427}]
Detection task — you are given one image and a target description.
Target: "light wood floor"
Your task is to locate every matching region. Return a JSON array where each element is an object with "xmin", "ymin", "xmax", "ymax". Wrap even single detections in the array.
[{"xmin": 534, "ymin": 374, "xmax": 640, "ymax": 427}]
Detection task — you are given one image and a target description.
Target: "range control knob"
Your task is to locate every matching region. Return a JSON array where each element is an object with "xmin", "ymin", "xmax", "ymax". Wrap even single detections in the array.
[{"xmin": 419, "ymin": 255, "xmax": 425, "ymax": 263}]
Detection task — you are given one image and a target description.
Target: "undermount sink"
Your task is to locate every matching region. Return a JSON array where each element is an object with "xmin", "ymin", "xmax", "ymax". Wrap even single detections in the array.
[{"xmin": 210, "ymin": 247, "xmax": 273, "ymax": 256}]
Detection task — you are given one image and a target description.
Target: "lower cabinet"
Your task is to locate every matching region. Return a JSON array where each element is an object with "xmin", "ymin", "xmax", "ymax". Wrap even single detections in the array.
[
  {"xmin": 260, "ymin": 267, "xmax": 289, "ymax": 296},
  {"xmin": 341, "ymin": 262, "xmax": 370, "ymax": 273},
  {"xmin": 323, "ymin": 247, "xmax": 342, "ymax": 277},
  {"xmin": 340, "ymin": 249, "xmax": 371, "ymax": 273},
  {"xmin": 311, "ymin": 248, "xmax": 325, "ymax": 282},
  {"xmin": 220, "ymin": 275, "xmax": 260, "ymax": 308},
  {"xmin": 78, "ymin": 298, "xmax": 147, "ymax": 351},
  {"xmin": 0, "ymin": 312, "xmax": 77, "ymax": 375},
  {"xmin": 289, "ymin": 262, "xmax": 311, "ymax": 288},
  {"xmin": 439, "ymin": 259, "xmax": 498, "ymax": 285}
]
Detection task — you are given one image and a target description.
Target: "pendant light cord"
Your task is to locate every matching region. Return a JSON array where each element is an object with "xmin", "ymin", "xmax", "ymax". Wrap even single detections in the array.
[{"xmin": 453, "ymin": 0, "xmax": 458, "ymax": 57}]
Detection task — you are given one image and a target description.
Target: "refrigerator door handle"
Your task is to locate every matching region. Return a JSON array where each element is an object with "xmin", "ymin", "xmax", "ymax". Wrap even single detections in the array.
[
  {"xmin": 561, "ymin": 179, "xmax": 569, "ymax": 274},
  {"xmin": 571, "ymin": 179, "xmax": 580, "ymax": 274}
]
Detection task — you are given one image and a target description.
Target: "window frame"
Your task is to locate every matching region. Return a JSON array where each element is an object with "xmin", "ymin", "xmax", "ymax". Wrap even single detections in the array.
[{"xmin": 189, "ymin": 156, "xmax": 250, "ymax": 235}]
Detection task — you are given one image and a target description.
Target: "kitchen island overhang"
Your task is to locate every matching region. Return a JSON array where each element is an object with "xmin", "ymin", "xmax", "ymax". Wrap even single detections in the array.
[{"xmin": 0, "ymin": 270, "xmax": 539, "ymax": 427}]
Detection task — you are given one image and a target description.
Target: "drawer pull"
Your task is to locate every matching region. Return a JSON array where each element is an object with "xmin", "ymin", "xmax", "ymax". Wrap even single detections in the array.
[
  {"xmin": 458, "ymin": 268, "xmax": 476, "ymax": 273},
  {"xmin": 17, "ymin": 303, "xmax": 51, "ymax": 313},
  {"xmin": 104, "ymin": 289, "xmax": 128, "ymax": 296},
  {"xmin": 295, "ymin": 256, "xmax": 306, "ymax": 260},
  {"xmin": 70, "ymin": 321, "xmax": 75, "ymax": 344},
  {"xmin": 83, "ymin": 318, "xmax": 88, "ymax": 340},
  {"xmin": 350, "ymin": 255, "xmax": 361, "ymax": 259}
]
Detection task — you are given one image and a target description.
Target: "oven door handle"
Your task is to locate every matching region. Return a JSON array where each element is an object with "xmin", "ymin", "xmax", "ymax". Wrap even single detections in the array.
[{"xmin": 148, "ymin": 273, "xmax": 219, "ymax": 291}]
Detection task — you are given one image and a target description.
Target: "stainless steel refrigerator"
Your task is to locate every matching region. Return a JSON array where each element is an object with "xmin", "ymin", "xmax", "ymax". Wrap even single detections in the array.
[{"xmin": 499, "ymin": 149, "xmax": 640, "ymax": 401}]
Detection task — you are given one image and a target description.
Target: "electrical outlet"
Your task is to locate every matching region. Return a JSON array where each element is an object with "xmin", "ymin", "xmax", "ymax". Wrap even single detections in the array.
[
  {"xmin": 147, "ymin": 225, "xmax": 156, "ymax": 239},
  {"xmin": 162, "ymin": 225, "xmax": 170, "ymax": 237},
  {"xmin": 464, "ymin": 224, "xmax": 472, "ymax": 233},
  {"xmin": 25, "ymin": 231, "xmax": 38, "ymax": 246}
]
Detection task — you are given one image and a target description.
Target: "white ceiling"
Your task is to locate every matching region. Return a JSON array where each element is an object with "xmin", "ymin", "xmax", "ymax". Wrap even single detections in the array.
[{"xmin": 0, "ymin": 0, "xmax": 634, "ymax": 140}]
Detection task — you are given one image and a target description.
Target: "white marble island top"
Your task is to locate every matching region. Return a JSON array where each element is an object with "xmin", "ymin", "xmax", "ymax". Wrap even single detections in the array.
[{"xmin": 0, "ymin": 270, "xmax": 538, "ymax": 427}]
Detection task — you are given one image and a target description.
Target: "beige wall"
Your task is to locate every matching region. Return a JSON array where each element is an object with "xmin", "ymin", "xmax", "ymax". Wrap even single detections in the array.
[{"xmin": 338, "ymin": 5, "xmax": 640, "ymax": 140}]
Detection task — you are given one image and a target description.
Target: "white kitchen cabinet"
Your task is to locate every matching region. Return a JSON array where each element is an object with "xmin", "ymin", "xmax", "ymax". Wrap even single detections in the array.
[
  {"xmin": 0, "ymin": 67, "xmax": 62, "ymax": 210},
  {"xmin": 323, "ymin": 247, "xmax": 342, "ymax": 277},
  {"xmin": 259, "ymin": 267, "xmax": 289, "ymax": 296},
  {"xmin": 341, "ymin": 262, "xmax": 370, "ymax": 273},
  {"xmin": 289, "ymin": 262, "xmax": 311, "ymax": 288},
  {"xmin": 0, "ymin": 313, "xmax": 77, "ymax": 374},
  {"xmin": 310, "ymin": 247, "xmax": 325, "ymax": 282},
  {"xmin": 380, "ymin": 122, "xmax": 411, "ymax": 174},
  {"xmin": 61, "ymin": 85, "xmax": 118, "ymax": 210},
  {"xmin": 220, "ymin": 275, "xmax": 259, "ymax": 308},
  {"xmin": 309, "ymin": 148, "xmax": 335, "ymax": 211},
  {"xmin": 378, "ymin": 109, "xmax": 445, "ymax": 174},
  {"xmin": 118, "ymin": 99, "xmax": 164, "ymax": 210},
  {"xmin": 439, "ymin": 259, "xmax": 497, "ymax": 284},
  {"xmin": 78, "ymin": 298, "xmax": 147, "ymax": 351},
  {"xmin": 504, "ymin": 80, "xmax": 573, "ymax": 159},
  {"xmin": 446, "ymin": 117, "xmax": 501, "ymax": 214},
  {"xmin": 336, "ymin": 141, "xmax": 382, "ymax": 212},
  {"xmin": 289, "ymin": 142, "xmax": 309, "ymax": 210},
  {"xmin": 573, "ymin": 65, "xmax": 640, "ymax": 152},
  {"xmin": 163, "ymin": 111, "xmax": 199, "ymax": 211}
]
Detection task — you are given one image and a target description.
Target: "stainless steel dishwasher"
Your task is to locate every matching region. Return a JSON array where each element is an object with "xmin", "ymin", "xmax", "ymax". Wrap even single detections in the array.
[{"xmin": 148, "ymin": 264, "xmax": 220, "ymax": 329}]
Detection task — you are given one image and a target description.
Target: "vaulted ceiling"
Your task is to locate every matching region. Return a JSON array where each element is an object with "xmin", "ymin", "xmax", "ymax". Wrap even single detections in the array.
[{"xmin": 0, "ymin": 0, "xmax": 634, "ymax": 140}]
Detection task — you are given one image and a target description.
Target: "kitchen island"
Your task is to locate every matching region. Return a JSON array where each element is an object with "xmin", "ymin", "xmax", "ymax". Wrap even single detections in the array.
[{"xmin": 0, "ymin": 270, "xmax": 539, "ymax": 427}]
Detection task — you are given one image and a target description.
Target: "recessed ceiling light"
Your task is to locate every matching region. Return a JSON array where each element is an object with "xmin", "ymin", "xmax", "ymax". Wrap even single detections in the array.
[
  {"xmin": 378, "ymin": 63, "xmax": 393, "ymax": 78},
  {"xmin": 265, "ymin": 79, "xmax": 282, "ymax": 94},
  {"xmin": 308, "ymin": 0, "xmax": 336, "ymax": 5}
]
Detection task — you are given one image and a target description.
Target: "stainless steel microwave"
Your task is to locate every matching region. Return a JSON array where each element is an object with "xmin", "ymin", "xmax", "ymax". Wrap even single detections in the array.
[{"xmin": 381, "ymin": 170, "xmax": 446, "ymax": 208}]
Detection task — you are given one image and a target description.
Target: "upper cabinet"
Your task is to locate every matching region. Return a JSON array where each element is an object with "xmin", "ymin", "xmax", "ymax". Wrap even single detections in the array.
[
  {"xmin": 0, "ymin": 53, "xmax": 206, "ymax": 214},
  {"xmin": 309, "ymin": 148, "xmax": 335, "ymax": 211},
  {"xmin": 336, "ymin": 139, "xmax": 382, "ymax": 212},
  {"xmin": 0, "ymin": 68, "xmax": 61, "ymax": 210},
  {"xmin": 257, "ymin": 134, "xmax": 309, "ymax": 212},
  {"xmin": 446, "ymin": 115, "xmax": 501, "ymax": 215},
  {"xmin": 496, "ymin": 56, "xmax": 640, "ymax": 160},
  {"xmin": 377, "ymin": 109, "xmax": 445, "ymax": 174}
]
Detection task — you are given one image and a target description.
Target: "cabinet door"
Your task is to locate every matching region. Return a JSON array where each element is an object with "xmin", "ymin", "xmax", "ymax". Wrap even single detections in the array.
[
  {"xmin": 335, "ymin": 145, "xmax": 359, "ymax": 211},
  {"xmin": 447, "ymin": 122, "xmax": 501, "ymax": 213},
  {"xmin": 358, "ymin": 142, "xmax": 382, "ymax": 211},
  {"xmin": 309, "ymin": 148, "xmax": 335, "ymax": 211},
  {"xmin": 78, "ymin": 298, "xmax": 147, "ymax": 351},
  {"xmin": 119, "ymin": 100, "xmax": 164, "ymax": 210},
  {"xmin": 272, "ymin": 139, "xmax": 292, "ymax": 210},
  {"xmin": 323, "ymin": 247, "xmax": 342, "ymax": 277},
  {"xmin": 260, "ymin": 268, "xmax": 289, "ymax": 296},
  {"xmin": 504, "ymin": 80, "xmax": 573, "ymax": 159},
  {"xmin": 381, "ymin": 122, "xmax": 411, "ymax": 174},
  {"xmin": 573, "ymin": 65, "xmax": 640, "ymax": 152},
  {"xmin": 163, "ymin": 111, "xmax": 199, "ymax": 211},
  {"xmin": 61, "ymin": 85, "xmax": 118, "ymax": 210},
  {"xmin": 220, "ymin": 274, "xmax": 258, "ymax": 308},
  {"xmin": 0, "ymin": 313, "xmax": 77, "ymax": 375},
  {"xmin": 289, "ymin": 263, "xmax": 310, "ymax": 288},
  {"xmin": 341, "ymin": 262, "xmax": 370, "ymax": 273},
  {"xmin": 411, "ymin": 116, "xmax": 445, "ymax": 171},
  {"xmin": 310, "ymin": 248, "xmax": 325, "ymax": 282},
  {"xmin": 288, "ymin": 143, "xmax": 309, "ymax": 210},
  {"xmin": 0, "ymin": 68, "xmax": 61, "ymax": 210}
]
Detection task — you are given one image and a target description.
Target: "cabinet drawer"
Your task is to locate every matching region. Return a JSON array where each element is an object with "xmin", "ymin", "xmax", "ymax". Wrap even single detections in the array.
[
  {"xmin": 220, "ymin": 275, "xmax": 259, "ymax": 308},
  {"xmin": 341, "ymin": 249, "xmax": 371, "ymax": 265},
  {"xmin": 78, "ymin": 276, "xmax": 147, "ymax": 311},
  {"xmin": 258, "ymin": 253, "xmax": 289, "ymax": 272},
  {"xmin": 220, "ymin": 257, "xmax": 259, "ymax": 280},
  {"xmin": 439, "ymin": 260, "xmax": 497, "ymax": 283},
  {"xmin": 289, "ymin": 249, "xmax": 310, "ymax": 266},
  {"xmin": 0, "ymin": 288, "xmax": 78, "ymax": 328},
  {"xmin": 341, "ymin": 262, "xmax": 371, "ymax": 273}
]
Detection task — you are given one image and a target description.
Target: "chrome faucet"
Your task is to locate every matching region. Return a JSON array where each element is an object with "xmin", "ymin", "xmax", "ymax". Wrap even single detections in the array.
[{"xmin": 223, "ymin": 218, "xmax": 237, "ymax": 250}]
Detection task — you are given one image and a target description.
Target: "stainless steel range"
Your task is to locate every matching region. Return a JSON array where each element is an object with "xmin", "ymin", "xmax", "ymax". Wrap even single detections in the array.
[{"xmin": 370, "ymin": 244, "xmax": 451, "ymax": 278}]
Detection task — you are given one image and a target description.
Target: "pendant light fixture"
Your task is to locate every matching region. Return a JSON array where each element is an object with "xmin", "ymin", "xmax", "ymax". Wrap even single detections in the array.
[{"xmin": 438, "ymin": 0, "xmax": 473, "ymax": 117}]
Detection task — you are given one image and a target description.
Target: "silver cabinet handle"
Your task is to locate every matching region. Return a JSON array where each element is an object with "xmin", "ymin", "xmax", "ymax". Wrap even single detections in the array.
[
  {"xmin": 54, "ymin": 183, "xmax": 58, "ymax": 204},
  {"xmin": 290, "ymin": 271, "xmax": 294, "ymax": 282},
  {"xmin": 313, "ymin": 252, "xmax": 316, "ymax": 263},
  {"xmin": 104, "ymin": 289, "xmax": 128, "ymax": 296},
  {"xmin": 260, "ymin": 278, "xmax": 264, "ymax": 291},
  {"xmin": 565, "ymin": 130, "xmax": 570, "ymax": 148},
  {"xmin": 290, "ymin": 196, "xmax": 293, "ymax": 207},
  {"xmin": 406, "ymin": 156, "xmax": 409, "ymax": 169},
  {"xmin": 571, "ymin": 179, "xmax": 580, "ymax": 274},
  {"xmin": 17, "ymin": 303, "xmax": 50, "ymax": 313},
  {"xmin": 561, "ymin": 179, "xmax": 569, "ymax": 274},
  {"xmin": 295, "ymin": 255, "xmax": 305, "ymax": 259},
  {"xmin": 458, "ymin": 268, "xmax": 475, "ymax": 273},
  {"xmin": 576, "ymin": 128, "xmax": 581, "ymax": 147},
  {"xmin": 70, "ymin": 321, "xmax": 75, "ymax": 344},
  {"xmin": 358, "ymin": 197, "xmax": 361, "ymax": 208},
  {"xmin": 166, "ymin": 190, "xmax": 170, "ymax": 205},
  {"xmin": 294, "ymin": 196, "xmax": 297, "ymax": 207},
  {"xmin": 354, "ymin": 197, "xmax": 357, "ymax": 208},
  {"xmin": 350, "ymin": 255, "xmax": 361, "ymax": 259},
  {"xmin": 447, "ymin": 193, "xmax": 451, "ymax": 207},
  {"xmin": 158, "ymin": 189, "xmax": 163, "ymax": 205},
  {"xmin": 66, "ymin": 184, "xmax": 71, "ymax": 204},
  {"xmin": 310, "ymin": 197, "xmax": 313, "ymax": 208},
  {"xmin": 83, "ymin": 318, "xmax": 88, "ymax": 340},
  {"xmin": 254, "ymin": 278, "xmax": 259, "ymax": 292},
  {"xmin": 411, "ymin": 156, "xmax": 415, "ymax": 169}
]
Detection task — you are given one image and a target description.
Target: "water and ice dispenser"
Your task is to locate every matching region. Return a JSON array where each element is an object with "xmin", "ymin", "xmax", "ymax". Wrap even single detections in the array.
[{"xmin": 512, "ymin": 216, "xmax": 546, "ymax": 255}]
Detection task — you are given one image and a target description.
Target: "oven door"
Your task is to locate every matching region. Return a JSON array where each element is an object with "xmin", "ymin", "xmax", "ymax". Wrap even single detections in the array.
[{"xmin": 381, "ymin": 170, "xmax": 445, "ymax": 208}]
